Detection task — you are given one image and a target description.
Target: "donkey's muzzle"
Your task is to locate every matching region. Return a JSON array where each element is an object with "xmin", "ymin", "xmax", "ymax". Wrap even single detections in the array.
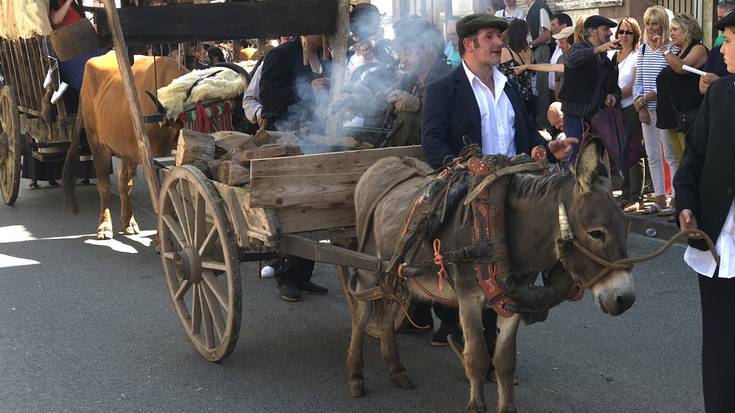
[{"xmin": 592, "ymin": 270, "xmax": 635, "ymax": 316}]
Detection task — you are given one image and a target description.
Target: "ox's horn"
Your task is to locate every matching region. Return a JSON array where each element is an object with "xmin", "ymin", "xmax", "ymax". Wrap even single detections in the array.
[{"xmin": 558, "ymin": 202, "xmax": 574, "ymax": 241}]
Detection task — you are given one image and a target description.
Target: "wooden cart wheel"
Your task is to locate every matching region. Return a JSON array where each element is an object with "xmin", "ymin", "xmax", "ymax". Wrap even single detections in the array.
[
  {"xmin": 158, "ymin": 165, "xmax": 242, "ymax": 362},
  {"xmin": 0, "ymin": 86, "xmax": 21, "ymax": 205}
]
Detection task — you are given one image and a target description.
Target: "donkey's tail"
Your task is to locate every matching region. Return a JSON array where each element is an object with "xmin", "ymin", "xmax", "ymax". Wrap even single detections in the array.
[{"xmin": 62, "ymin": 105, "xmax": 83, "ymax": 214}]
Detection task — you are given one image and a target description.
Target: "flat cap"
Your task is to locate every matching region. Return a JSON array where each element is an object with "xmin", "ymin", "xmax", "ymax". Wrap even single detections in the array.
[
  {"xmin": 716, "ymin": 10, "xmax": 735, "ymax": 30},
  {"xmin": 720, "ymin": 0, "xmax": 735, "ymax": 4},
  {"xmin": 456, "ymin": 13, "xmax": 509, "ymax": 38},
  {"xmin": 583, "ymin": 15, "xmax": 617, "ymax": 29}
]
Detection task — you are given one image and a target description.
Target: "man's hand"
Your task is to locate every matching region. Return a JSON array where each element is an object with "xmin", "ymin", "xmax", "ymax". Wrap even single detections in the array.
[
  {"xmin": 257, "ymin": 115, "xmax": 267, "ymax": 130},
  {"xmin": 679, "ymin": 209, "xmax": 703, "ymax": 239},
  {"xmin": 311, "ymin": 77, "xmax": 330, "ymax": 92},
  {"xmin": 699, "ymin": 72, "xmax": 720, "ymax": 95},
  {"xmin": 639, "ymin": 108, "xmax": 651, "ymax": 125},
  {"xmin": 595, "ymin": 39, "xmax": 621, "ymax": 54},
  {"xmin": 604, "ymin": 94, "xmax": 617, "ymax": 108},
  {"xmin": 387, "ymin": 89, "xmax": 421, "ymax": 113},
  {"xmin": 548, "ymin": 137, "xmax": 580, "ymax": 160}
]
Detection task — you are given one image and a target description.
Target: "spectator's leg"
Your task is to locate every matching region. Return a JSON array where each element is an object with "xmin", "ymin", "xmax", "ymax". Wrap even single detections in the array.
[
  {"xmin": 563, "ymin": 113, "xmax": 583, "ymax": 162},
  {"xmin": 699, "ymin": 274, "xmax": 735, "ymax": 413},
  {"xmin": 533, "ymin": 46, "xmax": 551, "ymax": 129},
  {"xmin": 641, "ymin": 110, "xmax": 666, "ymax": 197}
]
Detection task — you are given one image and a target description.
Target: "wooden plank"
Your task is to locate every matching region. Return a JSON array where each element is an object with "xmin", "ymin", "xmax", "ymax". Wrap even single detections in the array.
[
  {"xmin": 7, "ymin": 41, "xmax": 27, "ymax": 108},
  {"xmin": 101, "ymin": 0, "xmax": 161, "ymax": 213},
  {"xmin": 95, "ymin": 0, "xmax": 339, "ymax": 46},
  {"xmin": 250, "ymin": 145, "xmax": 425, "ymax": 177},
  {"xmin": 277, "ymin": 206, "xmax": 355, "ymax": 234},
  {"xmin": 21, "ymin": 39, "xmax": 40, "ymax": 111},
  {"xmin": 250, "ymin": 172, "xmax": 362, "ymax": 209},
  {"xmin": 14, "ymin": 40, "xmax": 34, "ymax": 110}
]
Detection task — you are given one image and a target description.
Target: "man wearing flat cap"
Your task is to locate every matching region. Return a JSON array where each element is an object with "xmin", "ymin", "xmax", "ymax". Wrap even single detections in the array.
[
  {"xmin": 675, "ymin": 9, "xmax": 735, "ymax": 413},
  {"xmin": 559, "ymin": 15, "xmax": 622, "ymax": 161},
  {"xmin": 421, "ymin": 13, "xmax": 576, "ymax": 168},
  {"xmin": 420, "ymin": 12, "xmax": 577, "ymax": 374}
]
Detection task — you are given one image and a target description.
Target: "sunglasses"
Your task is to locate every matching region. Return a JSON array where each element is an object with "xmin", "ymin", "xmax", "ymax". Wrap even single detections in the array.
[{"xmin": 617, "ymin": 30, "xmax": 635, "ymax": 36}]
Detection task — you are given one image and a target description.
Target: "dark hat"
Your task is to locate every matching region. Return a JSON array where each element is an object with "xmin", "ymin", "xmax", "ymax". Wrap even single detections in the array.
[
  {"xmin": 720, "ymin": 0, "xmax": 735, "ymax": 5},
  {"xmin": 455, "ymin": 13, "xmax": 509, "ymax": 38},
  {"xmin": 583, "ymin": 15, "xmax": 618, "ymax": 29},
  {"xmin": 716, "ymin": 10, "xmax": 735, "ymax": 30}
]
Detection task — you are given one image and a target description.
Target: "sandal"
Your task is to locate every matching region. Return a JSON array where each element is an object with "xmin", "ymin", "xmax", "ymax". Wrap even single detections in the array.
[{"xmin": 623, "ymin": 201, "xmax": 643, "ymax": 212}]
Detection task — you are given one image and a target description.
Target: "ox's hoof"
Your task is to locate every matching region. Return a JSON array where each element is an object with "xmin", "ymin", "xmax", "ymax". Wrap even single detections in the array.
[
  {"xmin": 122, "ymin": 218, "xmax": 140, "ymax": 235},
  {"xmin": 389, "ymin": 372, "xmax": 414, "ymax": 390},
  {"xmin": 349, "ymin": 380, "xmax": 365, "ymax": 398},
  {"xmin": 97, "ymin": 228, "xmax": 113, "ymax": 240},
  {"xmin": 466, "ymin": 401, "xmax": 487, "ymax": 413}
]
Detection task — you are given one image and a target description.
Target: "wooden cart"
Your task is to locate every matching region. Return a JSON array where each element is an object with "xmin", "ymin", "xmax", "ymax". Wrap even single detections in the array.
[
  {"xmin": 155, "ymin": 145, "xmax": 423, "ymax": 361},
  {"xmin": 0, "ymin": 35, "xmax": 78, "ymax": 205},
  {"xmin": 97, "ymin": 0, "xmax": 416, "ymax": 361}
]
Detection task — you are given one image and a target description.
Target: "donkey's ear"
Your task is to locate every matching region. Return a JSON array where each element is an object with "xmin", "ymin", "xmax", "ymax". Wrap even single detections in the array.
[{"xmin": 574, "ymin": 138, "xmax": 609, "ymax": 193}]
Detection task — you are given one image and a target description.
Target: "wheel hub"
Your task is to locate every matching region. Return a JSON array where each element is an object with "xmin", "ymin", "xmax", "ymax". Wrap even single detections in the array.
[{"xmin": 173, "ymin": 246, "xmax": 203, "ymax": 283}]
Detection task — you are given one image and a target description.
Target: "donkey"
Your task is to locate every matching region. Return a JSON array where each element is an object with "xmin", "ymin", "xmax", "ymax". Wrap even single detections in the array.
[{"xmin": 349, "ymin": 139, "xmax": 634, "ymax": 413}]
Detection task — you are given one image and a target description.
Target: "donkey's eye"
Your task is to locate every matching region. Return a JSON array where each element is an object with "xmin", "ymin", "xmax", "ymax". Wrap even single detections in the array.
[{"xmin": 588, "ymin": 230, "xmax": 606, "ymax": 242}]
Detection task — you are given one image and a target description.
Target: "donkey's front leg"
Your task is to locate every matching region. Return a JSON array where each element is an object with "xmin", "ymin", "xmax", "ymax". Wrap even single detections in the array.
[
  {"xmin": 458, "ymin": 295, "xmax": 490, "ymax": 413},
  {"xmin": 378, "ymin": 300, "xmax": 414, "ymax": 390},
  {"xmin": 494, "ymin": 314, "xmax": 522, "ymax": 413}
]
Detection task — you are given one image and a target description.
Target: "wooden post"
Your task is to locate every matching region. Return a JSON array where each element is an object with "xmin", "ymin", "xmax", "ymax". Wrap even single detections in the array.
[
  {"xmin": 325, "ymin": 0, "xmax": 351, "ymax": 139},
  {"xmin": 101, "ymin": 0, "xmax": 161, "ymax": 213}
]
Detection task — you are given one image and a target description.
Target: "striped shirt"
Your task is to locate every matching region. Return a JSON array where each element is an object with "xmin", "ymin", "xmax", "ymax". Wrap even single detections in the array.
[{"xmin": 633, "ymin": 43, "xmax": 676, "ymax": 110}]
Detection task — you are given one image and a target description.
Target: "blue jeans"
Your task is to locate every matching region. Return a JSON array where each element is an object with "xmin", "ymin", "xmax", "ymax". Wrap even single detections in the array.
[{"xmin": 563, "ymin": 113, "xmax": 584, "ymax": 163}]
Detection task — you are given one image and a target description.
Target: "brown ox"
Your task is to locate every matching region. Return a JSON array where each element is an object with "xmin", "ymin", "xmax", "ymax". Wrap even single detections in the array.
[{"xmin": 64, "ymin": 51, "xmax": 187, "ymax": 239}]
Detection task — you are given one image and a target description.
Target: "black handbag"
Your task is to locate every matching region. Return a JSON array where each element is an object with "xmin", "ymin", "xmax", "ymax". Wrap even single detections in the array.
[{"xmin": 675, "ymin": 109, "xmax": 698, "ymax": 133}]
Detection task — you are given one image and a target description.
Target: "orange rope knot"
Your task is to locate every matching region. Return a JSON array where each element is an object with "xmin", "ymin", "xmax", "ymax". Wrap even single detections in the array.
[
  {"xmin": 401, "ymin": 196, "xmax": 424, "ymax": 236},
  {"xmin": 432, "ymin": 239, "xmax": 449, "ymax": 291}
]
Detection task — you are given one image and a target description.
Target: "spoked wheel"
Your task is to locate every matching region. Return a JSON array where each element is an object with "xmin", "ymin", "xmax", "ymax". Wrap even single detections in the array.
[
  {"xmin": 158, "ymin": 166, "xmax": 242, "ymax": 362},
  {"xmin": 0, "ymin": 86, "xmax": 21, "ymax": 205}
]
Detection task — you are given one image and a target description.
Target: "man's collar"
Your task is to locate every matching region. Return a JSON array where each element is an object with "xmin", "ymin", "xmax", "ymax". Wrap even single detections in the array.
[{"xmin": 461, "ymin": 60, "xmax": 508, "ymax": 93}]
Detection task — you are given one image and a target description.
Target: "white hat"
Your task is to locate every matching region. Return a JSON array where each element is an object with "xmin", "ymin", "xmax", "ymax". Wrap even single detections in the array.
[{"xmin": 552, "ymin": 26, "xmax": 575, "ymax": 40}]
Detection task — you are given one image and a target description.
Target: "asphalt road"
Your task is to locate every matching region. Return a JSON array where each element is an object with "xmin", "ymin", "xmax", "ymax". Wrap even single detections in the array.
[{"xmin": 0, "ymin": 177, "xmax": 703, "ymax": 413}]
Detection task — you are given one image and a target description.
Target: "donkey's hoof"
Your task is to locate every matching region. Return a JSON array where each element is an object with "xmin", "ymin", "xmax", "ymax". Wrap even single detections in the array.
[
  {"xmin": 349, "ymin": 381, "xmax": 365, "ymax": 398},
  {"xmin": 97, "ymin": 229, "xmax": 113, "ymax": 240},
  {"xmin": 390, "ymin": 373, "xmax": 414, "ymax": 390},
  {"xmin": 466, "ymin": 401, "xmax": 487, "ymax": 413}
]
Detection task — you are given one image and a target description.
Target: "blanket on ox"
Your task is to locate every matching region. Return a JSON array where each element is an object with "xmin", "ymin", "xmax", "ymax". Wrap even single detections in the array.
[{"xmin": 157, "ymin": 61, "xmax": 255, "ymax": 121}]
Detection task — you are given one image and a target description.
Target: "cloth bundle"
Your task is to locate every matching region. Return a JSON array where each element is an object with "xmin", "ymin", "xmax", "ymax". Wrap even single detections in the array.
[{"xmin": 0, "ymin": 0, "xmax": 52, "ymax": 40}]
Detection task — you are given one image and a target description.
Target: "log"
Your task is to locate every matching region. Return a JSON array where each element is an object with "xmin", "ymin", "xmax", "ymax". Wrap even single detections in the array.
[
  {"xmin": 253, "ymin": 128, "xmax": 276, "ymax": 146},
  {"xmin": 175, "ymin": 129, "xmax": 216, "ymax": 166},
  {"xmin": 207, "ymin": 159, "xmax": 222, "ymax": 178},
  {"xmin": 236, "ymin": 144, "xmax": 303, "ymax": 163},
  {"xmin": 212, "ymin": 131, "xmax": 256, "ymax": 154},
  {"xmin": 217, "ymin": 160, "xmax": 250, "ymax": 186}
]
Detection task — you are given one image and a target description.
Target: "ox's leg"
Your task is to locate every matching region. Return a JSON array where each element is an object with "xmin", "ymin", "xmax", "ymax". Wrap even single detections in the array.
[
  {"xmin": 377, "ymin": 300, "xmax": 414, "ymax": 390},
  {"xmin": 346, "ymin": 270, "xmax": 374, "ymax": 398},
  {"xmin": 458, "ymin": 294, "xmax": 489, "ymax": 413},
  {"xmin": 494, "ymin": 314, "xmax": 521, "ymax": 413},
  {"xmin": 119, "ymin": 160, "xmax": 140, "ymax": 235},
  {"xmin": 90, "ymin": 143, "xmax": 114, "ymax": 240}
]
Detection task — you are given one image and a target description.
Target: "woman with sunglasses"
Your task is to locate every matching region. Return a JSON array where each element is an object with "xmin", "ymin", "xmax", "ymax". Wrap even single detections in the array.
[{"xmin": 611, "ymin": 18, "xmax": 646, "ymax": 212}]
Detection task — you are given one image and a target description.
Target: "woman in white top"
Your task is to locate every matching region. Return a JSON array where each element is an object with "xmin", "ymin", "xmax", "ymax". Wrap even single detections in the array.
[
  {"xmin": 612, "ymin": 17, "xmax": 645, "ymax": 211},
  {"xmin": 633, "ymin": 5, "xmax": 677, "ymax": 213},
  {"xmin": 495, "ymin": 0, "xmax": 525, "ymax": 20}
]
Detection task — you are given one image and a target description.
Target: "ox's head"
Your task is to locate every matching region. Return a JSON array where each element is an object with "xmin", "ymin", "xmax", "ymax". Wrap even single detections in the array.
[{"xmin": 560, "ymin": 138, "xmax": 634, "ymax": 316}]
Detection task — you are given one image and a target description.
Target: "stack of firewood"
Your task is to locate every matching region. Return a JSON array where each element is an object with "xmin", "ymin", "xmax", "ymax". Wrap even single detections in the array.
[{"xmin": 173, "ymin": 128, "xmax": 371, "ymax": 187}]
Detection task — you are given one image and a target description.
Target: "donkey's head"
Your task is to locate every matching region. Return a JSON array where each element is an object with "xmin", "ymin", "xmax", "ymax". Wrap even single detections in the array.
[{"xmin": 560, "ymin": 138, "xmax": 634, "ymax": 316}]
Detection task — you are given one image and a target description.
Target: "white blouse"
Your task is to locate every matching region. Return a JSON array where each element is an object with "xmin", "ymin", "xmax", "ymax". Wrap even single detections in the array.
[{"xmin": 609, "ymin": 50, "xmax": 638, "ymax": 108}]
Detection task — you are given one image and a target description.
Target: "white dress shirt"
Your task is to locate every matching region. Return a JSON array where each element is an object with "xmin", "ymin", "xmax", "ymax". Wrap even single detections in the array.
[
  {"xmin": 549, "ymin": 44, "xmax": 562, "ymax": 90},
  {"xmin": 242, "ymin": 63, "xmax": 263, "ymax": 124},
  {"xmin": 495, "ymin": 7, "xmax": 525, "ymax": 20},
  {"xmin": 462, "ymin": 61, "xmax": 516, "ymax": 157},
  {"xmin": 684, "ymin": 202, "xmax": 735, "ymax": 278}
]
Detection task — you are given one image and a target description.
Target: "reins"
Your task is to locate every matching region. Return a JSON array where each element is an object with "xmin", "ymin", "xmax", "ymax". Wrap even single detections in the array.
[{"xmin": 565, "ymin": 228, "xmax": 720, "ymax": 289}]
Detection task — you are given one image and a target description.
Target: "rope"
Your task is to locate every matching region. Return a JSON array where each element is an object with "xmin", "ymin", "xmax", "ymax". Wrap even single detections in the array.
[
  {"xmin": 573, "ymin": 228, "xmax": 720, "ymax": 288},
  {"xmin": 400, "ymin": 196, "xmax": 423, "ymax": 237},
  {"xmin": 432, "ymin": 239, "xmax": 448, "ymax": 291}
]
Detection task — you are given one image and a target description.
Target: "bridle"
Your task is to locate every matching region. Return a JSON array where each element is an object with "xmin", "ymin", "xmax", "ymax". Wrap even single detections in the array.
[{"xmin": 556, "ymin": 201, "xmax": 721, "ymax": 290}]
